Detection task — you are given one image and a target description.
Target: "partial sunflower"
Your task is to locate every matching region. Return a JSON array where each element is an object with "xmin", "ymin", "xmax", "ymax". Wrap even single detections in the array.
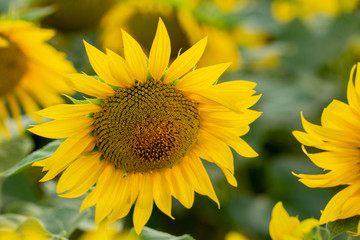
[
  {"xmin": 100, "ymin": 0, "xmax": 243, "ymax": 71},
  {"xmin": 29, "ymin": 18, "xmax": 261, "ymax": 234},
  {"xmin": 269, "ymin": 202, "xmax": 319, "ymax": 240},
  {"xmin": 0, "ymin": 19, "xmax": 74, "ymax": 141},
  {"xmin": 0, "ymin": 216, "xmax": 49, "ymax": 240},
  {"xmin": 293, "ymin": 62, "xmax": 360, "ymax": 235},
  {"xmin": 272, "ymin": 0, "xmax": 359, "ymax": 23},
  {"xmin": 79, "ymin": 221, "xmax": 139, "ymax": 240}
]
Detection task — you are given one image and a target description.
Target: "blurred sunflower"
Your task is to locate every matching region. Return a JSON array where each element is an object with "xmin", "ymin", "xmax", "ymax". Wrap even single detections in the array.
[
  {"xmin": 100, "ymin": 0, "xmax": 244, "ymax": 71},
  {"xmin": 0, "ymin": 19, "xmax": 74, "ymax": 141},
  {"xmin": 0, "ymin": 217, "xmax": 49, "ymax": 240},
  {"xmin": 29, "ymin": 19, "xmax": 261, "ymax": 234},
  {"xmin": 293, "ymin": 62, "xmax": 360, "ymax": 234},
  {"xmin": 271, "ymin": 0, "xmax": 359, "ymax": 23},
  {"xmin": 79, "ymin": 222, "xmax": 139, "ymax": 240},
  {"xmin": 269, "ymin": 202, "xmax": 319, "ymax": 240}
]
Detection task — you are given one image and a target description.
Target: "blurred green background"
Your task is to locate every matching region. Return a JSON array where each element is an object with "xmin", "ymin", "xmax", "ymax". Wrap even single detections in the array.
[{"xmin": 1, "ymin": 0, "xmax": 360, "ymax": 239}]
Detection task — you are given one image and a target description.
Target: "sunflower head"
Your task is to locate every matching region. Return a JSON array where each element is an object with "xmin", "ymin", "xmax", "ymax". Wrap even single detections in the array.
[
  {"xmin": 293, "ymin": 62, "xmax": 360, "ymax": 228},
  {"xmin": 0, "ymin": 19, "xmax": 75, "ymax": 141},
  {"xmin": 93, "ymin": 80, "xmax": 201, "ymax": 172},
  {"xmin": 29, "ymin": 18, "xmax": 260, "ymax": 234}
]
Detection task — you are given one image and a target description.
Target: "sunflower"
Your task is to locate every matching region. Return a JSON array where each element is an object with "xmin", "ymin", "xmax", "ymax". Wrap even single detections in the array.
[
  {"xmin": 29, "ymin": 18, "xmax": 261, "ymax": 234},
  {"xmin": 0, "ymin": 19, "xmax": 74, "ymax": 141},
  {"xmin": 269, "ymin": 202, "xmax": 318, "ymax": 240},
  {"xmin": 293, "ymin": 62, "xmax": 360, "ymax": 232},
  {"xmin": 0, "ymin": 216, "xmax": 49, "ymax": 240},
  {"xmin": 100, "ymin": 0, "xmax": 243, "ymax": 70},
  {"xmin": 79, "ymin": 222, "xmax": 139, "ymax": 240},
  {"xmin": 271, "ymin": 0, "xmax": 359, "ymax": 23}
]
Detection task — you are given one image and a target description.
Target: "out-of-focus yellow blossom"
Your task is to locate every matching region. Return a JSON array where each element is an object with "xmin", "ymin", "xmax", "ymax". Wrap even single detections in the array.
[
  {"xmin": 79, "ymin": 222, "xmax": 139, "ymax": 240},
  {"xmin": 272, "ymin": 0, "xmax": 359, "ymax": 23},
  {"xmin": 213, "ymin": 0, "xmax": 248, "ymax": 12},
  {"xmin": 0, "ymin": 217, "xmax": 49, "ymax": 240},
  {"xmin": 269, "ymin": 202, "xmax": 319, "ymax": 240},
  {"xmin": 100, "ymin": 0, "xmax": 243, "ymax": 70},
  {"xmin": 225, "ymin": 231, "xmax": 248, "ymax": 240},
  {"xmin": 0, "ymin": 19, "xmax": 74, "ymax": 142}
]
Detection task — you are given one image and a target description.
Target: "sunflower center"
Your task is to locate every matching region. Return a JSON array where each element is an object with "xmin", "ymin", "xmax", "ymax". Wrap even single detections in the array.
[
  {"xmin": 0, "ymin": 38, "xmax": 27, "ymax": 97},
  {"xmin": 93, "ymin": 81, "xmax": 200, "ymax": 172}
]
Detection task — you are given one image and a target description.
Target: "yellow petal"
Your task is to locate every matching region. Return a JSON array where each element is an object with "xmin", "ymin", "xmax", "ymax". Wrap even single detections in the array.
[
  {"xmin": 203, "ymin": 126, "xmax": 258, "ymax": 158},
  {"xmin": 65, "ymin": 73, "xmax": 114, "ymax": 98},
  {"xmin": 320, "ymin": 184, "xmax": 360, "ymax": 224},
  {"xmin": 167, "ymin": 164, "xmax": 194, "ymax": 209},
  {"xmin": 16, "ymin": 88, "xmax": 42, "ymax": 123},
  {"xmin": 164, "ymin": 37, "xmax": 208, "ymax": 83},
  {"xmin": 201, "ymin": 109, "xmax": 261, "ymax": 129},
  {"xmin": 38, "ymin": 128, "xmax": 95, "ymax": 181},
  {"xmin": 37, "ymin": 104, "xmax": 100, "ymax": 120},
  {"xmin": 83, "ymin": 40, "xmax": 117, "ymax": 85},
  {"xmin": 295, "ymin": 171, "xmax": 357, "ymax": 188},
  {"xmin": 133, "ymin": 173, "xmax": 154, "ymax": 235},
  {"xmin": 122, "ymin": 29, "xmax": 148, "ymax": 83},
  {"xmin": 149, "ymin": 18, "xmax": 171, "ymax": 81},
  {"xmin": 176, "ymin": 63, "xmax": 231, "ymax": 91},
  {"xmin": 193, "ymin": 132, "xmax": 234, "ymax": 173},
  {"xmin": 348, "ymin": 64, "xmax": 360, "ymax": 111},
  {"xmin": 292, "ymin": 130, "xmax": 324, "ymax": 147},
  {"xmin": 106, "ymin": 48, "xmax": 134, "ymax": 87},
  {"xmin": 152, "ymin": 170, "xmax": 174, "ymax": 219},
  {"xmin": 296, "ymin": 218, "xmax": 319, "ymax": 236},
  {"xmin": 95, "ymin": 165, "xmax": 122, "ymax": 224},
  {"xmin": 194, "ymin": 88, "xmax": 242, "ymax": 113},
  {"xmin": 0, "ymin": 100, "xmax": 10, "ymax": 139},
  {"xmin": 300, "ymin": 113, "xmax": 357, "ymax": 143},
  {"xmin": 220, "ymin": 165, "xmax": 238, "ymax": 187},
  {"xmin": 28, "ymin": 117, "xmax": 93, "ymax": 139},
  {"xmin": 108, "ymin": 173, "xmax": 134, "ymax": 222},
  {"xmin": 7, "ymin": 94, "xmax": 23, "ymax": 133},
  {"xmin": 269, "ymin": 202, "xmax": 300, "ymax": 240},
  {"xmin": 182, "ymin": 154, "xmax": 219, "ymax": 208},
  {"xmin": 57, "ymin": 152, "xmax": 105, "ymax": 198}
]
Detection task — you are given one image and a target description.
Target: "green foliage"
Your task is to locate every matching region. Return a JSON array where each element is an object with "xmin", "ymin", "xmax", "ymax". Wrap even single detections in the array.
[
  {"xmin": 327, "ymin": 216, "xmax": 360, "ymax": 239},
  {"xmin": 140, "ymin": 227, "xmax": 195, "ymax": 240},
  {"xmin": 0, "ymin": 135, "xmax": 34, "ymax": 172},
  {"xmin": 0, "ymin": 139, "xmax": 63, "ymax": 178}
]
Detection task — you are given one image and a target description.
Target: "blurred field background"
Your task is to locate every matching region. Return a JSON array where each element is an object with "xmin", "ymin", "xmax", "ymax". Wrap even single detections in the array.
[{"xmin": 1, "ymin": 0, "xmax": 360, "ymax": 239}]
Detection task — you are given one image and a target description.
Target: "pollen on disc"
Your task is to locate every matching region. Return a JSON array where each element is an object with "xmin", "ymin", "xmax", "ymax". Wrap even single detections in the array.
[{"xmin": 93, "ymin": 81, "xmax": 200, "ymax": 172}]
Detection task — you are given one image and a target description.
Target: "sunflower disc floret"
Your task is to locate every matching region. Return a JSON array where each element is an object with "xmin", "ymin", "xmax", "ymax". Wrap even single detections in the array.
[{"xmin": 94, "ymin": 81, "xmax": 200, "ymax": 172}]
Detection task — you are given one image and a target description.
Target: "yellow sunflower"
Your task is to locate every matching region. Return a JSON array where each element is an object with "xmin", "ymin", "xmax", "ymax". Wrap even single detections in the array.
[
  {"xmin": 269, "ymin": 202, "xmax": 319, "ymax": 240},
  {"xmin": 272, "ymin": 0, "xmax": 359, "ymax": 23},
  {"xmin": 0, "ymin": 19, "xmax": 74, "ymax": 141},
  {"xmin": 100, "ymin": 0, "xmax": 242, "ymax": 70},
  {"xmin": 79, "ymin": 222, "xmax": 139, "ymax": 240},
  {"xmin": 293, "ymin": 62, "xmax": 360, "ymax": 231},
  {"xmin": 0, "ymin": 217, "xmax": 49, "ymax": 240},
  {"xmin": 29, "ymin": 18, "xmax": 261, "ymax": 234}
]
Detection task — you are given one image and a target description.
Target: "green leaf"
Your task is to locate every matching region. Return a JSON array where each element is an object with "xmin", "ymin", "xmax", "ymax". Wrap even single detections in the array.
[
  {"xmin": 140, "ymin": 227, "xmax": 195, "ymax": 240},
  {"xmin": 327, "ymin": 216, "xmax": 360, "ymax": 238},
  {"xmin": 0, "ymin": 139, "xmax": 63, "ymax": 178},
  {"xmin": 0, "ymin": 135, "xmax": 34, "ymax": 172}
]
